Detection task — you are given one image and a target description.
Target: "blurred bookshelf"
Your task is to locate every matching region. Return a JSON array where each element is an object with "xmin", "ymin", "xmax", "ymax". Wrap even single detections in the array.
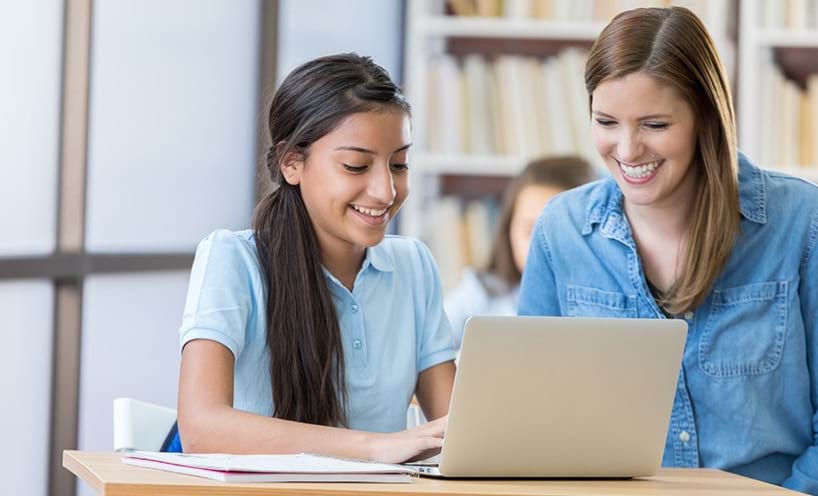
[{"xmin": 739, "ymin": 0, "xmax": 818, "ymax": 182}]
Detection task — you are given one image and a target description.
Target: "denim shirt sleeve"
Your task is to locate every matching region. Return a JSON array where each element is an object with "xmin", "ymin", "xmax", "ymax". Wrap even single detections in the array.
[
  {"xmin": 783, "ymin": 210, "xmax": 818, "ymax": 494},
  {"xmin": 518, "ymin": 213, "xmax": 560, "ymax": 316}
]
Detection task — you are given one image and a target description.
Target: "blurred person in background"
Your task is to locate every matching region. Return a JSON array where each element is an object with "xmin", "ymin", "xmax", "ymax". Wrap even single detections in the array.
[{"xmin": 445, "ymin": 156, "xmax": 596, "ymax": 348}]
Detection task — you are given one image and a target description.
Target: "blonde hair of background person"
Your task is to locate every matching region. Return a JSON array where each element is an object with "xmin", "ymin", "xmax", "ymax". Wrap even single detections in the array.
[
  {"xmin": 172, "ymin": 53, "xmax": 456, "ymax": 464},
  {"xmin": 519, "ymin": 7, "xmax": 818, "ymax": 493},
  {"xmin": 444, "ymin": 156, "xmax": 596, "ymax": 348}
]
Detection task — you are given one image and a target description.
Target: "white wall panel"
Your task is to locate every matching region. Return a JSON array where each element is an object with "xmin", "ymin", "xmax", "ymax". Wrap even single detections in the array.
[
  {"xmin": 0, "ymin": 281, "xmax": 54, "ymax": 496},
  {"xmin": 277, "ymin": 0, "xmax": 404, "ymax": 85},
  {"xmin": 76, "ymin": 271, "xmax": 189, "ymax": 496},
  {"xmin": 0, "ymin": 1, "xmax": 62, "ymax": 256},
  {"xmin": 77, "ymin": 271, "xmax": 188, "ymax": 451},
  {"xmin": 85, "ymin": 0, "xmax": 259, "ymax": 253}
]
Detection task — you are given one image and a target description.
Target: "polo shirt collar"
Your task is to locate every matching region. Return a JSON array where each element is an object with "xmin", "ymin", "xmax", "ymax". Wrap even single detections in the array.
[{"xmin": 361, "ymin": 242, "xmax": 395, "ymax": 273}]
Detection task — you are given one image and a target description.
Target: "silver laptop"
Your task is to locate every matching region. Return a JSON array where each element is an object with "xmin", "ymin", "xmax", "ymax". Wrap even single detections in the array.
[{"xmin": 412, "ymin": 316, "xmax": 687, "ymax": 478}]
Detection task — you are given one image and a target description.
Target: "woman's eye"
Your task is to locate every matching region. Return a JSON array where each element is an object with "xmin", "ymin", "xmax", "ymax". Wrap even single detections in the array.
[
  {"xmin": 343, "ymin": 164, "xmax": 368, "ymax": 173},
  {"xmin": 595, "ymin": 118, "xmax": 616, "ymax": 127},
  {"xmin": 644, "ymin": 122, "xmax": 669, "ymax": 130},
  {"xmin": 390, "ymin": 163, "xmax": 409, "ymax": 172}
]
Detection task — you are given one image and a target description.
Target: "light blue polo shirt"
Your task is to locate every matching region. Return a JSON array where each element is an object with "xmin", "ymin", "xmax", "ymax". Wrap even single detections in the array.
[{"xmin": 179, "ymin": 229, "xmax": 456, "ymax": 433}]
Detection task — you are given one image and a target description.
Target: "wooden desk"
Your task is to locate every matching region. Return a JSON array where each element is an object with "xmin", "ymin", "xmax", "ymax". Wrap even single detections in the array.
[{"xmin": 64, "ymin": 451, "xmax": 805, "ymax": 496}]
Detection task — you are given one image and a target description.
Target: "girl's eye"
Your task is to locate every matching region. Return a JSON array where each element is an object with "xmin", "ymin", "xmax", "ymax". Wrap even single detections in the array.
[
  {"xmin": 343, "ymin": 164, "xmax": 368, "ymax": 173},
  {"xmin": 644, "ymin": 122, "xmax": 669, "ymax": 130},
  {"xmin": 390, "ymin": 163, "xmax": 409, "ymax": 172},
  {"xmin": 595, "ymin": 118, "xmax": 616, "ymax": 127}
]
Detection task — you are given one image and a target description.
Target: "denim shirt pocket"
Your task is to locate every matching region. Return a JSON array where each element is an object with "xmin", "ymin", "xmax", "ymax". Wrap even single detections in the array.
[
  {"xmin": 566, "ymin": 285, "xmax": 638, "ymax": 318},
  {"xmin": 698, "ymin": 280, "xmax": 788, "ymax": 377}
]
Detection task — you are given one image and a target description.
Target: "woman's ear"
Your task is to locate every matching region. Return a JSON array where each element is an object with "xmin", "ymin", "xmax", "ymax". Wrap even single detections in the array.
[{"xmin": 280, "ymin": 149, "xmax": 304, "ymax": 186}]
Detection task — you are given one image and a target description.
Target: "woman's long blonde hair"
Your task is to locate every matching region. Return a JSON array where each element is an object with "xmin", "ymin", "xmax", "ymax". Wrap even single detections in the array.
[{"xmin": 585, "ymin": 7, "xmax": 740, "ymax": 314}]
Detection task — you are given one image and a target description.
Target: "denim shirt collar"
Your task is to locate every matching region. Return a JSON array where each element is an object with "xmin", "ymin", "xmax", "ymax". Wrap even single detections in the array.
[
  {"xmin": 736, "ymin": 151, "xmax": 767, "ymax": 224},
  {"xmin": 582, "ymin": 151, "xmax": 768, "ymax": 239}
]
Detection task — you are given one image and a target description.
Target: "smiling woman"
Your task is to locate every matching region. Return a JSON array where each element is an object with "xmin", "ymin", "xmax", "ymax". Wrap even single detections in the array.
[
  {"xmin": 519, "ymin": 6, "xmax": 818, "ymax": 495},
  {"xmin": 591, "ymin": 73, "xmax": 698, "ymax": 204},
  {"xmin": 170, "ymin": 53, "xmax": 456, "ymax": 464},
  {"xmin": 590, "ymin": 72, "xmax": 702, "ymax": 293}
]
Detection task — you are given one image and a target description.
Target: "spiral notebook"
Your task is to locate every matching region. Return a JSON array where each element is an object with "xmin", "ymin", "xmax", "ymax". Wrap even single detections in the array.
[{"xmin": 121, "ymin": 450, "xmax": 416, "ymax": 483}]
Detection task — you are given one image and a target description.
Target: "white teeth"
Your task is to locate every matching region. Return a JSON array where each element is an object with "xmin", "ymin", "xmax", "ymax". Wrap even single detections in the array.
[
  {"xmin": 352, "ymin": 205, "xmax": 387, "ymax": 217},
  {"xmin": 619, "ymin": 160, "xmax": 660, "ymax": 179}
]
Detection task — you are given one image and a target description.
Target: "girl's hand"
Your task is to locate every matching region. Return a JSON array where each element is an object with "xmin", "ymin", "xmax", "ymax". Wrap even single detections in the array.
[{"xmin": 367, "ymin": 415, "xmax": 448, "ymax": 464}]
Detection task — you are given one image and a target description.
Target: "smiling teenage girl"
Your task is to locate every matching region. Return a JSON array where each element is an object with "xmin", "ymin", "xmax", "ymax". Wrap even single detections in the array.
[
  {"xmin": 519, "ymin": 7, "xmax": 818, "ymax": 493},
  {"xmin": 172, "ymin": 53, "xmax": 455, "ymax": 463}
]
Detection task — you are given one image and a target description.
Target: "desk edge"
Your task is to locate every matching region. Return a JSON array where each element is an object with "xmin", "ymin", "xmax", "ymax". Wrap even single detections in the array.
[{"xmin": 63, "ymin": 450, "xmax": 105, "ymax": 494}]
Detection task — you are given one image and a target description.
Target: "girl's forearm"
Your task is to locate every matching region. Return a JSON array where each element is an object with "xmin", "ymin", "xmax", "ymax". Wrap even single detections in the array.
[{"xmin": 179, "ymin": 405, "xmax": 376, "ymax": 458}]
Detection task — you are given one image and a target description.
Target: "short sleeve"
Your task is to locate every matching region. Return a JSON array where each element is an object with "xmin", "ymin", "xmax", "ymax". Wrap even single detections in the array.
[
  {"xmin": 178, "ymin": 230, "xmax": 260, "ymax": 359},
  {"xmin": 412, "ymin": 239, "xmax": 457, "ymax": 371}
]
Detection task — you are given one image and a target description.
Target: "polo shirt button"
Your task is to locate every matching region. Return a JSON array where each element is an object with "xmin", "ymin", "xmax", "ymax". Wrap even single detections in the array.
[
  {"xmin": 683, "ymin": 311, "xmax": 694, "ymax": 320},
  {"xmin": 679, "ymin": 431, "xmax": 690, "ymax": 443},
  {"xmin": 352, "ymin": 339, "xmax": 362, "ymax": 350},
  {"xmin": 351, "ymin": 304, "xmax": 359, "ymax": 313}
]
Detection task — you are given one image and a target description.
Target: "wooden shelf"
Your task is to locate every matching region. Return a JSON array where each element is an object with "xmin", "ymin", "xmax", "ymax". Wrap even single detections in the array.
[
  {"xmin": 413, "ymin": 154, "xmax": 527, "ymax": 176},
  {"xmin": 772, "ymin": 46, "xmax": 818, "ymax": 86},
  {"xmin": 440, "ymin": 175, "xmax": 511, "ymax": 199},
  {"xmin": 753, "ymin": 29, "xmax": 818, "ymax": 48},
  {"xmin": 419, "ymin": 16, "xmax": 605, "ymax": 40}
]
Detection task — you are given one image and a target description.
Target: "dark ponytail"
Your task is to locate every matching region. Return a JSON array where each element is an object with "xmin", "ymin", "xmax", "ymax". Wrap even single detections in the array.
[{"xmin": 253, "ymin": 53, "xmax": 409, "ymax": 426}]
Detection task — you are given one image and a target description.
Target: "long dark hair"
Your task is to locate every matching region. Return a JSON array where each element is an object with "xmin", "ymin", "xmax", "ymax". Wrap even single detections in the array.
[
  {"xmin": 253, "ymin": 53, "xmax": 410, "ymax": 427},
  {"xmin": 585, "ymin": 7, "xmax": 739, "ymax": 314},
  {"xmin": 487, "ymin": 155, "xmax": 596, "ymax": 286}
]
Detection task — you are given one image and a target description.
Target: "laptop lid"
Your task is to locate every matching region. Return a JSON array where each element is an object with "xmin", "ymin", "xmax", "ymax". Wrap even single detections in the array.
[{"xmin": 437, "ymin": 316, "xmax": 687, "ymax": 478}]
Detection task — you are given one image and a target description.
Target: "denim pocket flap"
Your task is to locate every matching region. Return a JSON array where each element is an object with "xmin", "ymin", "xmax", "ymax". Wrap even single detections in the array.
[
  {"xmin": 713, "ymin": 281, "xmax": 785, "ymax": 305},
  {"xmin": 567, "ymin": 285, "xmax": 637, "ymax": 317}
]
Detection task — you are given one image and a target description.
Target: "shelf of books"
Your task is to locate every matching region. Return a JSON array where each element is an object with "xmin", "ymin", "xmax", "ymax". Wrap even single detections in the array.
[
  {"xmin": 419, "ymin": 15, "xmax": 607, "ymax": 39},
  {"xmin": 402, "ymin": 0, "xmax": 736, "ymax": 288},
  {"xmin": 739, "ymin": 0, "xmax": 818, "ymax": 183}
]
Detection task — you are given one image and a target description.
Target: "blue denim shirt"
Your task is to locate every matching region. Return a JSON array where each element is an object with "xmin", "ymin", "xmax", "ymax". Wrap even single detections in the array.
[{"xmin": 519, "ymin": 153, "xmax": 818, "ymax": 494}]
